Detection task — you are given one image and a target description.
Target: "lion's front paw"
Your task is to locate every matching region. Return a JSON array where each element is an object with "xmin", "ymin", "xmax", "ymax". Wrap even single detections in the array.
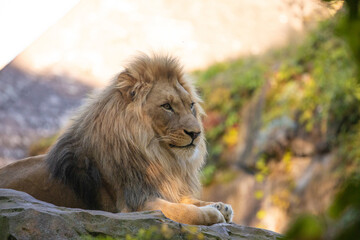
[
  {"xmin": 209, "ymin": 202, "xmax": 233, "ymax": 223},
  {"xmin": 199, "ymin": 205, "xmax": 226, "ymax": 225}
]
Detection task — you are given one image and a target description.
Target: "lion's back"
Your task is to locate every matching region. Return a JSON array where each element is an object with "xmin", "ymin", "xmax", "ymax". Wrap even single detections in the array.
[{"xmin": 0, "ymin": 155, "xmax": 87, "ymax": 209}]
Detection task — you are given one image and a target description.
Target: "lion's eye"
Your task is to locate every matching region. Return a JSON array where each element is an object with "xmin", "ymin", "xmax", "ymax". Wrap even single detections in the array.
[
  {"xmin": 161, "ymin": 103, "xmax": 173, "ymax": 111},
  {"xmin": 190, "ymin": 102, "xmax": 195, "ymax": 109}
]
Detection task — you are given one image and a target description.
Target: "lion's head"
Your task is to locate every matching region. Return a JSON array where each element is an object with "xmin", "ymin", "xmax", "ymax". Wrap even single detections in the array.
[
  {"xmin": 117, "ymin": 54, "xmax": 205, "ymax": 162},
  {"xmin": 46, "ymin": 53, "xmax": 206, "ymax": 210}
]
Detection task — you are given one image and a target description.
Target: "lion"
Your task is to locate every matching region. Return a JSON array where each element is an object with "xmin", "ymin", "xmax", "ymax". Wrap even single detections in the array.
[{"xmin": 0, "ymin": 53, "xmax": 233, "ymax": 225}]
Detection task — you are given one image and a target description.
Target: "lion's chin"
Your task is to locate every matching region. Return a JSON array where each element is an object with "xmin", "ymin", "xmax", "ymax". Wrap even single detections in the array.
[
  {"xmin": 169, "ymin": 143, "xmax": 196, "ymax": 149},
  {"xmin": 170, "ymin": 144, "xmax": 198, "ymax": 160}
]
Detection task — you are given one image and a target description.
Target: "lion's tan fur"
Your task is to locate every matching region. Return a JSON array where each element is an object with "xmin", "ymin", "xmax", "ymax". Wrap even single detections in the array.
[
  {"xmin": 0, "ymin": 54, "xmax": 232, "ymax": 225},
  {"xmin": 0, "ymin": 155, "xmax": 89, "ymax": 209}
]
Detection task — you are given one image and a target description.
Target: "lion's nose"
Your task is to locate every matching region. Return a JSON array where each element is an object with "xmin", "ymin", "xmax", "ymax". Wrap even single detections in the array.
[{"xmin": 184, "ymin": 130, "xmax": 201, "ymax": 140}]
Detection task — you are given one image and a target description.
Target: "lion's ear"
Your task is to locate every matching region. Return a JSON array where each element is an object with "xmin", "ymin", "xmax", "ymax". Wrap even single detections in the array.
[{"xmin": 117, "ymin": 70, "xmax": 138, "ymax": 102}]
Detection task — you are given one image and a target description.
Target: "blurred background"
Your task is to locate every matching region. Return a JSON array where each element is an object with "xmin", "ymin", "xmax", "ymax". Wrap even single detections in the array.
[{"xmin": 1, "ymin": 0, "xmax": 360, "ymax": 238}]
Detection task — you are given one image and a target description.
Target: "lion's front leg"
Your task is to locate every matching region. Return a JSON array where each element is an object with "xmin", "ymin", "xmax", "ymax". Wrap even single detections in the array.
[
  {"xmin": 180, "ymin": 196, "xmax": 213, "ymax": 207},
  {"xmin": 143, "ymin": 198, "xmax": 225, "ymax": 225},
  {"xmin": 181, "ymin": 197, "xmax": 234, "ymax": 223}
]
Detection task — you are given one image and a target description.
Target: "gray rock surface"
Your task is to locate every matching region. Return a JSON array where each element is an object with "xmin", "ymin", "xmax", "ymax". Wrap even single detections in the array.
[{"xmin": 0, "ymin": 188, "xmax": 285, "ymax": 240}]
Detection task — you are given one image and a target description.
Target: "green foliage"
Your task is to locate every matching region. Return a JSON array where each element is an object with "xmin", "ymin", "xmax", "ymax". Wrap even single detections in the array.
[
  {"xmin": 285, "ymin": 2, "xmax": 360, "ymax": 239},
  {"xmin": 194, "ymin": 62, "xmax": 230, "ymax": 84},
  {"xmin": 335, "ymin": 0, "xmax": 360, "ymax": 76},
  {"xmin": 286, "ymin": 174, "xmax": 360, "ymax": 240},
  {"xmin": 265, "ymin": 18, "xmax": 358, "ymax": 133},
  {"xmin": 196, "ymin": 5, "xmax": 360, "ymax": 238},
  {"xmin": 201, "ymin": 164, "xmax": 216, "ymax": 186},
  {"xmin": 286, "ymin": 214, "xmax": 324, "ymax": 240},
  {"xmin": 195, "ymin": 57, "xmax": 267, "ymax": 115},
  {"xmin": 194, "ymin": 54, "xmax": 269, "ymax": 171},
  {"xmin": 197, "ymin": 9, "xmax": 359, "ymax": 181},
  {"xmin": 329, "ymin": 175, "xmax": 360, "ymax": 219},
  {"xmin": 338, "ymin": 123, "xmax": 360, "ymax": 168}
]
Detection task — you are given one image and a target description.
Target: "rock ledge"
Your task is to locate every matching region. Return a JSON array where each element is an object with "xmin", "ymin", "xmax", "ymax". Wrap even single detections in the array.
[{"xmin": 0, "ymin": 188, "xmax": 284, "ymax": 239}]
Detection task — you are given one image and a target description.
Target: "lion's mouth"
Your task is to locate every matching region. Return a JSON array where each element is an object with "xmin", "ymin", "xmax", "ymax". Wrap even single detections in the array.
[{"xmin": 169, "ymin": 143, "xmax": 195, "ymax": 149}]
